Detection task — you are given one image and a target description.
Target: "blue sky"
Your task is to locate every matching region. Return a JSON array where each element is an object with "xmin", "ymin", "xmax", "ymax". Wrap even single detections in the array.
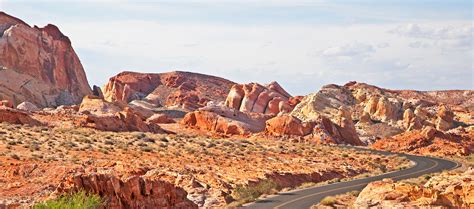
[{"xmin": 1, "ymin": 0, "xmax": 472, "ymax": 95}]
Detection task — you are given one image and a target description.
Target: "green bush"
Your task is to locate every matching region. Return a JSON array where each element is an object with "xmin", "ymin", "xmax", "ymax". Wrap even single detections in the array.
[
  {"xmin": 232, "ymin": 179, "xmax": 278, "ymax": 204},
  {"xmin": 33, "ymin": 191, "xmax": 103, "ymax": 209}
]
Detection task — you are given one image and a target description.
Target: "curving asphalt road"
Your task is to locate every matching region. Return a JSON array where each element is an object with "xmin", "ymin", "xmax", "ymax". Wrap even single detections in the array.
[{"xmin": 243, "ymin": 146, "xmax": 459, "ymax": 209}]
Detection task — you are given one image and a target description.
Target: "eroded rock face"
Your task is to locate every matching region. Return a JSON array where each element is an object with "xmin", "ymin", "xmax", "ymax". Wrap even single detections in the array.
[
  {"xmin": 265, "ymin": 113, "xmax": 363, "ymax": 145},
  {"xmin": 0, "ymin": 100, "xmax": 13, "ymax": 108},
  {"xmin": 436, "ymin": 106, "xmax": 455, "ymax": 131},
  {"xmin": 284, "ymin": 85, "xmax": 362, "ymax": 145},
  {"xmin": 77, "ymin": 107, "xmax": 165, "ymax": 133},
  {"xmin": 79, "ymin": 95, "xmax": 123, "ymax": 116},
  {"xmin": 371, "ymin": 127, "xmax": 474, "ymax": 156},
  {"xmin": 355, "ymin": 169, "xmax": 474, "ymax": 208},
  {"xmin": 372, "ymin": 97, "xmax": 402, "ymax": 122},
  {"xmin": 60, "ymin": 172, "xmax": 197, "ymax": 209},
  {"xmin": 146, "ymin": 113, "xmax": 175, "ymax": 124},
  {"xmin": 290, "ymin": 84, "xmax": 356, "ymax": 121},
  {"xmin": 103, "ymin": 71, "xmax": 235, "ymax": 111},
  {"xmin": 224, "ymin": 82, "xmax": 296, "ymax": 115},
  {"xmin": 402, "ymin": 108, "xmax": 422, "ymax": 131},
  {"xmin": 0, "ymin": 12, "xmax": 92, "ymax": 107},
  {"xmin": 0, "ymin": 107, "xmax": 41, "ymax": 125},
  {"xmin": 77, "ymin": 96, "xmax": 165, "ymax": 133},
  {"xmin": 16, "ymin": 101, "xmax": 40, "ymax": 112},
  {"xmin": 182, "ymin": 105, "xmax": 272, "ymax": 135},
  {"xmin": 265, "ymin": 114, "xmax": 314, "ymax": 136}
]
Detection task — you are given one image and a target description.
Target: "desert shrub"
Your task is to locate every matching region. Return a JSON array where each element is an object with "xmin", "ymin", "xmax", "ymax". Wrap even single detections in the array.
[
  {"xmin": 33, "ymin": 191, "xmax": 103, "ymax": 209},
  {"xmin": 320, "ymin": 196, "xmax": 336, "ymax": 206},
  {"xmin": 232, "ymin": 179, "xmax": 278, "ymax": 204},
  {"xmin": 140, "ymin": 146, "xmax": 153, "ymax": 152},
  {"xmin": 10, "ymin": 153, "xmax": 20, "ymax": 160}
]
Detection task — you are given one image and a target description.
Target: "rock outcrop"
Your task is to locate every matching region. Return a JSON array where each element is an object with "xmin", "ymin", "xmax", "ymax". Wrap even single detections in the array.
[
  {"xmin": 265, "ymin": 111, "xmax": 364, "ymax": 146},
  {"xmin": 291, "ymin": 84, "xmax": 356, "ymax": 121},
  {"xmin": 265, "ymin": 115, "xmax": 314, "ymax": 137},
  {"xmin": 146, "ymin": 113, "xmax": 175, "ymax": 124},
  {"xmin": 76, "ymin": 96, "xmax": 165, "ymax": 133},
  {"xmin": 0, "ymin": 100, "xmax": 13, "ymax": 108},
  {"xmin": 103, "ymin": 71, "xmax": 235, "ymax": 111},
  {"xmin": 224, "ymin": 82, "xmax": 295, "ymax": 114},
  {"xmin": 402, "ymin": 108, "xmax": 422, "ymax": 131},
  {"xmin": 282, "ymin": 85, "xmax": 362, "ymax": 145},
  {"xmin": 182, "ymin": 105, "xmax": 272, "ymax": 135},
  {"xmin": 79, "ymin": 95, "xmax": 123, "ymax": 116},
  {"xmin": 0, "ymin": 12, "xmax": 92, "ymax": 107},
  {"xmin": 371, "ymin": 126, "xmax": 474, "ymax": 156},
  {"xmin": 0, "ymin": 107, "xmax": 41, "ymax": 125},
  {"xmin": 16, "ymin": 101, "xmax": 40, "ymax": 112},
  {"xmin": 436, "ymin": 106, "xmax": 455, "ymax": 131},
  {"xmin": 355, "ymin": 169, "xmax": 474, "ymax": 208},
  {"xmin": 59, "ymin": 172, "xmax": 197, "ymax": 209}
]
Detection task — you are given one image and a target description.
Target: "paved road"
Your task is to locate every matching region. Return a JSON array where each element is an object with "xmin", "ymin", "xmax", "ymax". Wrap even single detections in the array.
[{"xmin": 244, "ymin": 146, "xmax": 459, "ymax": 209}]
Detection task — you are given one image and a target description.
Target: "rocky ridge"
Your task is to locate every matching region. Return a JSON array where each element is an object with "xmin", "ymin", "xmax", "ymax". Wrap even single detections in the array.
[{"xmin": 103, "ymin": 71, "xmax": 235, "ymax": 110}]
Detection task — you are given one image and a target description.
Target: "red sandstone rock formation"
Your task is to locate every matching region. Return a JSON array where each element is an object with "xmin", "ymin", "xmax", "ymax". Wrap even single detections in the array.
[
  {"xmin": 76, "ymin": 96, "xmax": 166, "ymax": 133},
  {"xmin": 103, "ymin": 71, "xmax": 235, "ymax": 110},
  {"xmin": 224, "ymin": 82, "xmax": 296, "ymax": 114},
  {"xmin": 0, "ymin": 12, "xmax": 92, "ymax": 107},
  {"xmin": 371, "ymin": 126, "xmax": 474, "ymax": 156},
  {"xmin": 355, "ymin": 169, "xmax": 474, "ymax": 208},
  {"xmin": 59, "ymin": 172, "xmax": 197, "ymax": 209},
  {"xmin": 436, "ymin": 106, "xmax": 455, "ymax": 131},
  {"xmin": 146, "ymin": 113, "xmax": 175, "ymax": 124},
  {"xmin": 265, "ymin": 112, "xmax": 364, "ymax": 146},
  {"xmin": 0, "ymin": 107, "xmax": 41, "ymax": 125},
  {"xmin": 0, "ymin": 100, "xmax": 13, "ymax": 108},
  {"xmin": 182, "ymin": 105, "xmax": 272, "ymax": 135}
]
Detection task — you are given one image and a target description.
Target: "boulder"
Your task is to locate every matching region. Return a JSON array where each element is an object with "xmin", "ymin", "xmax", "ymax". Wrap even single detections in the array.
[
  {"xmin": 436, "ymin": 106, "xmax": 455, "ymax": 131},
  {"xmin": 0, "ymin": 12, "xmax": 92, "ymax": 107},
  {"xmin": 421, "ymin": 126, "xmax": 437, "ymax": 139},
  {"xmin": 0, "ymin": 107, "xmax": 41, "ymax": 125},
  {"xmin": 414, "ymin": 105, "xmax": 429, "ymax": 121},
  {"xmin": 128, "ymin": 100, "xmax": 156, "ymax": 119},
  {"xmin": 182, "ymin": 106, "xmax": 272, "ymax": 135},
  {"xmin": 335, "ymin": 106, "xmax": 362, "ymax": 145},
  {"xmin": 372, "ymin": 97, "xmax": 402, "ymax": 122},
  {"xmin": 79, "ymin": 95, "xmax": 123, "ymax": 116},
  {"xmin": 358, "ymin": 112, "xmax": 373, "ymax": 124},
  {"xmin": 265, "ymin": 113, "xmax": 363, "ymax": 145},
  {"xmin": 16, "ymin": 102, "xmax": 40, "ymax": 112},
  {"xmin": 0, "ymin": 100, "xmax": 13, "ymax": 108},
  {"xmin": 363, "ymin": 96, "xmax": 379, "ymax": 115},
  {"xmin": 265, "ymin": 114, "xmax": 314, "ymax": 136},
  {"xmin": 92, "ymin": 85, "xmax": 104, "ymax": 98},
  {"xmin": 403, "ymin": 109, "xmax": 422, "ymax": 131},
  {"xmin": 77, "ymin": 107, "xmax": 164, "ymax": 133},
  {"xmin": 146, "ymin": 113, "xmax": 175, "ymax": 124}
]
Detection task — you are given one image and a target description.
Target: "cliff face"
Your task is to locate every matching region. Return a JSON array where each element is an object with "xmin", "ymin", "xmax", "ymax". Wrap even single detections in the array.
[{"xmin": 0, "ymin": 12, "xmax": 92, "ymax": 107}]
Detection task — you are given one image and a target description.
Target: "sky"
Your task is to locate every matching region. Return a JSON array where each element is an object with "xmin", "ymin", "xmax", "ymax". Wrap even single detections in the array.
[{"xmin": 1, "ymin": 0, "xmax": 473, "ymax": 95}]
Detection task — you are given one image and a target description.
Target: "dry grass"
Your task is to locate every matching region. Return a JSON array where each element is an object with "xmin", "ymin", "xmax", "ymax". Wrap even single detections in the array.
[{"xmin": 0, "ymin": 122, "xmax": 410, "ymax": 206}]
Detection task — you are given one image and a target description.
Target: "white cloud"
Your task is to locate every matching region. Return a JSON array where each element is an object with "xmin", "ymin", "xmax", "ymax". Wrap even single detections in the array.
[
  {"xmin": 389, "ymin": 23, "xmax": 473, "ymax": 40},
  {"xmin": 408, "ymin": 41, "xmax": 431, "ymax": 48},
  {"xmin": 321, "ymin": 42, "xmax": 375, "ymax": 60}
]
